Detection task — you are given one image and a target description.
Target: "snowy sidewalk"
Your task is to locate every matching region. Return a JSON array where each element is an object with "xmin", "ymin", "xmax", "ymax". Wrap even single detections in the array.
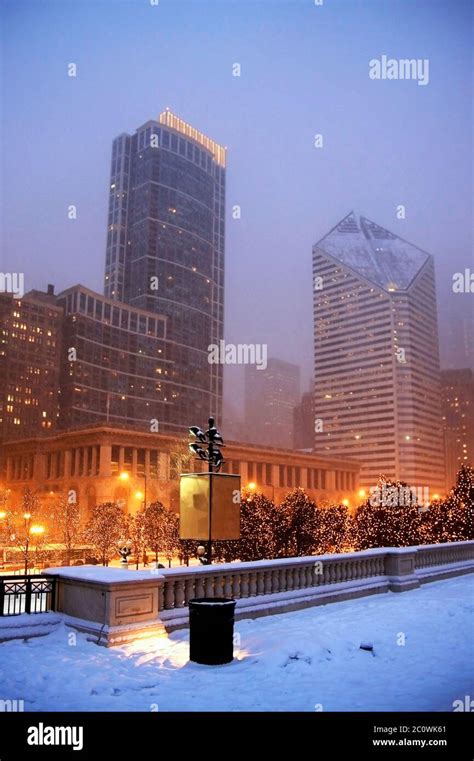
[{"xmin": 0, "ymin": 575, "xmax": 473, "ymax": 712}]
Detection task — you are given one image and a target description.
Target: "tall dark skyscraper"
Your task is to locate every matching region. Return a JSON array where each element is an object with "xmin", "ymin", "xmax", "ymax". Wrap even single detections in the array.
[{"xmin": 104, "ymin": 110, "xmax": 226, "ymax": 427}]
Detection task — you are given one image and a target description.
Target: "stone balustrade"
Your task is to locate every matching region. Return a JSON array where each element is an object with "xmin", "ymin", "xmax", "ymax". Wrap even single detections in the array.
[{"xmin": 40, "ymin": 540, "xmax": 474, "ymax": 645}]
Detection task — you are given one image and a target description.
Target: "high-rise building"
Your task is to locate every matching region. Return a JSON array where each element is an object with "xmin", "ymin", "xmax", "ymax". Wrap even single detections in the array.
[
  {"xmin": 104, "ymin": 109, "xmax": 226, "ymax": 426},
  {"xmin": 293, "ymin": 391, "xmax": 314, "ymax": 450},
  {"xmin": 441, "ymin": 368, "xmax": 474, "ymax": 487},
  {"xmin": 57, "ymin": 285, "xmax": 177, "ymax": 431},
  {"xmin": 0, "ymin": 286, "xmax": 63, "ymax": 442},
  {"xmin": 313, "ymin": 212, "xmax": 445, "ymax": 494},
  {"xmin": 245, "ymin": 359, "xmax": 300, "ymax": 449}
]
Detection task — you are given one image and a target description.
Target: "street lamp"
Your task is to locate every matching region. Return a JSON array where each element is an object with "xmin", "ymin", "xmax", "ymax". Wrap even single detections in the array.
[
  {"xmin": 0, "ymin": 510, "xmax": 6, "ymax": 570},
  {"xmin": 188, "ymin": 416, "xmax": 226, "ymax": 564},
  {"xmin": 119, "ymin": 471, "xmax": 147, "ymax": 508}
]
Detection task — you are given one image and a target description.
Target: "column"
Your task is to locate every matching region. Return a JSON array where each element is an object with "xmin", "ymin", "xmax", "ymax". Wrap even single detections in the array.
[
  {"xmin": 99, "ymin": 444, "xmax": 112, "ymax": 478},
  {"xmin": 91, "ymin": 446, "xmax": 98, "ymax": 476}
]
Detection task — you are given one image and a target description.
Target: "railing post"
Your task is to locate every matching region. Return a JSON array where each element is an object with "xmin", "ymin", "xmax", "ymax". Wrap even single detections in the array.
[
  {"xmin": 25, "ymin": 576, "xmax": 32, "ymax": 614},
  {"xmin": 0, "ymin": 579, "xmax": 4, "ymax": 617}
]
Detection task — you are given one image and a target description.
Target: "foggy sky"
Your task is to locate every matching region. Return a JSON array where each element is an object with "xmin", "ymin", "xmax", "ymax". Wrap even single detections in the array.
[{"xmin": 1, "ymin": 0, "xmax": 472, "ymax": 416}]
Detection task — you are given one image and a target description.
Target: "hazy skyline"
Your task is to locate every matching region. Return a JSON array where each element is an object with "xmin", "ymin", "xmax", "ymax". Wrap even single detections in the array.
[{"xmin": 1, "ymin": 0, "xmax": 472, "ymax": 414}]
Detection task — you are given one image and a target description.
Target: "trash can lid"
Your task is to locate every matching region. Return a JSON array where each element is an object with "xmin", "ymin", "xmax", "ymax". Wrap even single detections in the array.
[{"xmin": 189, "ymin": 597, "xmax": 235, "ymax": 606}]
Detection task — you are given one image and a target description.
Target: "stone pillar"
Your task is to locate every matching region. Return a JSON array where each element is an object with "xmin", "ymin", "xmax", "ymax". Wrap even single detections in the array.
[
  {"xmin": 74, "ymin": 449, "xmax": 81, "ymax": 477},
  {"xmin": 240, "ymin": 461, "xmax": 248, "ymax": 485},
  {"xmin": 132, "ymin": 448, "xmax": 138, "ymax": 475},
  {"xmin": 91, "ymin": 446, "xmax": 98, "ymax": 476},
  {"xmin": 271, "ymin": 464, "xmax": 280, "ymax": 488},
  {"xmin": 99, "ymin": 444, "xmax": 112, "ymax": 478},
  {"xmin": 83, "ymin": 448, "xmax": 89, "ymax": 477},
  {"xmin": 64, "ymin": 450, "xmax": 72, "ymax": 478},
  {"xmin": 384, "ymin": 549, "xmax": 420, "ymax": 592},
  {"xmin": 145, "ymin": 449, "xmax": 150, "ymax": 478},
  {"xmin": 159, "ymin": 452, "xmax": 169, "ymax": 481},
  {"xmin": 325, "ymin": 469, "xmax": 336, "ymax": 491},
  {"xmin": 118, "ymin": 447, "xmax": 125, "ymax": 474},
  {"xmin": 34, "ymin": 451, "xmax": 47, "ymax": 481}
]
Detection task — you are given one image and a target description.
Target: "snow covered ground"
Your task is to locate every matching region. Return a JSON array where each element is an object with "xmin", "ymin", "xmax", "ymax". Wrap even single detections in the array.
[{"xmin": 1, "ymin": 575, "xmax": 473, "ymax": 712}]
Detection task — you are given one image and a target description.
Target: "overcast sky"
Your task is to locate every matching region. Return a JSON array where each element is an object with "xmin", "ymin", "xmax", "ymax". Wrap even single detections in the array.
[{"xmin": 1, "ymin": 0, "xmax": 472, "ymax": 415}]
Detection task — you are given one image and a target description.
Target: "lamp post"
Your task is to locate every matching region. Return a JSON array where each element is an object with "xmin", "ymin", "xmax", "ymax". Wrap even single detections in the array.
[
  {"xmin": 188, "ymin": 416, "xmax": 225, "ymax": 565},
  {"xmin": 0, "ymin": 510, "xmax": 6, "ymax": 570}
]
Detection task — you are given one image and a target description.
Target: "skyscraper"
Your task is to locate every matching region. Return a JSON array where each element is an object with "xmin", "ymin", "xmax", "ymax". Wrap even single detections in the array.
[
  {"xmin": 104, "ymin": 110, "xmax": 226, "ymax": 427},
  {"xmin": 441, "ymin": 368, "xmax": 474, "ymax": 487},
  {"xmin": 313, "ymin": 212, "xmax": 445, "ymax": 494},
  {"xmin": 293, "ymin": 390, "xmax": 314, "ymax": 450},
  {"xmin": 0, "ymin": 286, "xmax": 62, "ymax": 442},
  {"xmin": 245, "ymin": 359, "xmax": 300, "ymax": 449}
]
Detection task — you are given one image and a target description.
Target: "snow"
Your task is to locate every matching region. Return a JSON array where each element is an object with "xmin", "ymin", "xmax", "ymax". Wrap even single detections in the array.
[
  {"xmin": 43, "ymin": 566, "xmax": 165, "ymax": 583},
  {"xmin": 1, "ymin": 575, "xmax": 473, "ymax": 712}
]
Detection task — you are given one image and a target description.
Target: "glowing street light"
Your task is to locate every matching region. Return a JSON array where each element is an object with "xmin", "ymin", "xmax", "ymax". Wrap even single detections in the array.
[
  {"xmin": 342, "ymin": 498, "xmax": 350, "ymax": 507},
  {"xmin": 247, "ymin": 482, "xmax": 256, "ymax": 491},
  {"xmin": 119, "ymin": 472, "xmax": 130, "ymax": 482},
  {"xmin": 30, "ymin": 525, "xmax": 45, "ymax": 536},
  {"xmin": 134, "ymin": 490, "xmax": 144, "ymax": 501},
  {"xmin": 358, "ymin": 489, "xmax": 366, "ymax": 499}
]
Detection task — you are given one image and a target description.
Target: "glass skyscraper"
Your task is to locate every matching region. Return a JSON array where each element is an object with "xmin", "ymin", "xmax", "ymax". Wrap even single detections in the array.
[{"xmin": 104, "ymin": 110, "xmax": 226, "ymax": 429}]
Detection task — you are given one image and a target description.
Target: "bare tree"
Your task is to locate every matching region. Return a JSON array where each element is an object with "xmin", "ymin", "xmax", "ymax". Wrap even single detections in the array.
[
  {"xmin": 52, "ymin": 495, "xmax": 81, "ymax": 566},
  {"xmin": 84, "ymin": 502, "xmax": 125, "ymax": 566},
  {"xmin": 5, "ymin": 490, "xmax": 47, "ymax": 574},
  {"xmin": 125, "ymin": 511, "xmax": 147, "ymax": 570}
]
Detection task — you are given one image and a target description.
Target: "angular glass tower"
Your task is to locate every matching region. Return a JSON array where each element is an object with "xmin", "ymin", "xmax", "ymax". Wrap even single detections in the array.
[
  {"xmin": 313, "ymin": 212, "xmax": 446, "ymax": 494},
  {"xmin": 104, "ymin": 110, "xmax": 226, "ymax": 429}
]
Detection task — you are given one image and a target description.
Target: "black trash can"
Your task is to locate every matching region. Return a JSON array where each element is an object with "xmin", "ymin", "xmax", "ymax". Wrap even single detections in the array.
[{"xmin": 189, "ymin": 597, "xmax": 236, "ymax": 665}]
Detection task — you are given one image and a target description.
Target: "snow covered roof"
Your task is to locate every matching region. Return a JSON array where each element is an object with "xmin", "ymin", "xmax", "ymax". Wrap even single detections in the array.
[{"xmin": 313, "ymin": 212, "xmax": 430, "ymax": 292}]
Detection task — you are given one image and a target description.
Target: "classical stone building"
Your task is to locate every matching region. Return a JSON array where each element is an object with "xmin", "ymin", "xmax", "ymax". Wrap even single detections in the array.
[{"xmin": 0, "ymin": 425, "xmax": 361, "ymax": 520}]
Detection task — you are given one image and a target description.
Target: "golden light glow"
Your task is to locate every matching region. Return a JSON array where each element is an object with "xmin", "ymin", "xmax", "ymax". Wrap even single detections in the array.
[
  {"xmin": 342, "ymin": 499, "xmax": 350, "ymax": 507},
  {"xmin": 358, "ymin": 489, "xmax": 366, "ymax": 499},
  {"xmin": 247, "ymin": 482, "xmax": 257, "ymax": 491},
  {"xmin": 134, "ymin": 490, "xmax": 144, "ymax": 500},
  {"xmin": 23, "ymin": 512, "xmax": 31, "ymax": 520},
  {"xmin": 432, "ymin": 494, "xmax": 440, "ymax": 500},
  {"xmin": 119, "ymin": 472, "xmax": 130, "ymax": 482},
  {"xmin": 159, "ymin": 109, "xmax": 226, "ymax": 167},
  {"xmin": 0, "ymin": 511, "xmax": 6, "ymax": 520},
  {"xmin": 30, "ymin": 525, "xmax": 44, "ymax": 535}
]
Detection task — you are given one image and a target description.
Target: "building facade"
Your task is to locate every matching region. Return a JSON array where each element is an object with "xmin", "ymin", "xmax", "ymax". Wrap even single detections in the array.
[
  {"xmin": 245, "ymin": 358, "xmax": 300, "ymax": 449},
  {"xmin": 104, "ymin": 109, "xmax": 226, "ymax": 428},
  {"xmin": 0, "ymin": 287, "xmax": 63, "ymax": 442},
  {"xmin": 313, "ymin": 212, "xmax": 445, "ymax": 494},
  {"xmin": 441, "ymin": 368, "xmax": 474, "ymax": 487},
  {"xmin": 57, "ymin": 284, "xmax": 176, "ymax": 431},
  {"xmin": 0, "ymin": 425, "xmax": 361, "ymax": 519}
]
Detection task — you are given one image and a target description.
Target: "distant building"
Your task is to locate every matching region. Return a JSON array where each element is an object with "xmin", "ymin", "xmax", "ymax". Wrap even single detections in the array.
[
  {"xmin": 245, "ymin": 359, "xmax": 300, "ymax": 449},
  {"xmin": 104, "ymin": 109, "xmax": 226, "ymax": 425},
  {"xmin": 0, "ymin": 286, "xmax": 62, "ymax": 443},
  {"xmin": 293, "ymin": 391, "xmax": 314, "ymax": 450},
  {"xmin": 313, "ymin": 212, "xmax": 445, "ymax": 494},
  {"xmin": 441, "ymin": 368, "xmax": 474, "ymax": 487}
]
